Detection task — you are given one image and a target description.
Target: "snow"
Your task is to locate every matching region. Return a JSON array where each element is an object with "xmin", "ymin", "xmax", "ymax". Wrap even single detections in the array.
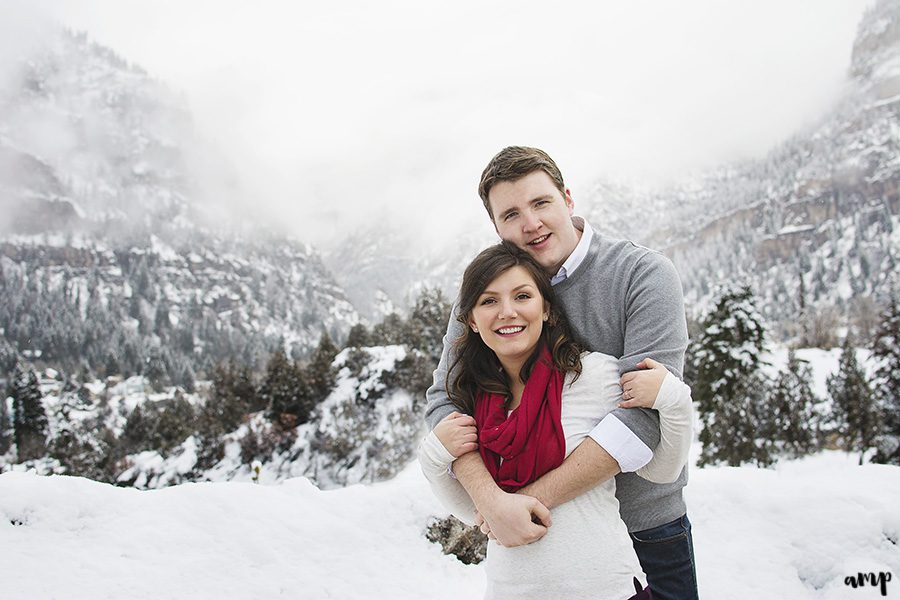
[
  {"xmin": 1, "ymin": 449, "xmax": 897, "ymax": 600},
  {"xmin": 777, "ymin": 223, "xmax": 816, "ymax": 235}
]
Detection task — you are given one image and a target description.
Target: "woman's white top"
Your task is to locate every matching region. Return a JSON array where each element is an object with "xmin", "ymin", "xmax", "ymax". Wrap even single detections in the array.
[{"xmin": 418, "ymin": 352, "xmax": 693, "ymax": 600}]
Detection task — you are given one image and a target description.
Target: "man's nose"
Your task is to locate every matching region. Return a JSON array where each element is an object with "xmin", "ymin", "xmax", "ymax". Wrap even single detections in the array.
[{"xmin": 521, "ymin": 210, "xmax": 542, "ymax": 232}]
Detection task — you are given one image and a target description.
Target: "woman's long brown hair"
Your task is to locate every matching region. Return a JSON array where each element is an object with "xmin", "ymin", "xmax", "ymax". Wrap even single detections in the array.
[{"xmin": 446, "ymin": 242, "xmax": 583, "ymax": 415}]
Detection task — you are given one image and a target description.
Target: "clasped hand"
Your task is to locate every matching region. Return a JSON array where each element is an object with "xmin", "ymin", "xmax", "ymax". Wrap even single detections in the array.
[
  {"xmin": 435, "ymin": 412, "xmax": 552, "ymax": 547},
  {"xmin": 432, "ymin": 359, "xmax": 667, "ymax": 549}
]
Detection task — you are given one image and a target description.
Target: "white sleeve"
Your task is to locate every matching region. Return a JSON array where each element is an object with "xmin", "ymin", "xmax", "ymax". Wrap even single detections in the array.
[
  {"xmin": 417, "ymin": 431, "xmax": 479, "ymax": 526},
  {"xmin": 587, "ymin": 415, "xmax": 653, "ymax": 472},
  {"xmin": 635, "ymin": 373, "xmax": 693, "ymax": 484}
]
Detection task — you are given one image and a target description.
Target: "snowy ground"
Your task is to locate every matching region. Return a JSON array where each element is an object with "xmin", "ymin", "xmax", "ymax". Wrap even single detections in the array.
[{"xmin": 2, "ymin": 448, "xmax": 898, "ymax": 600}]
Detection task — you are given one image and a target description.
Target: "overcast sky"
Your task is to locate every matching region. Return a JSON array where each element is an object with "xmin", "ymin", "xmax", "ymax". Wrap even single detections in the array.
[{"xmin": 8, "ymin": 0, "xmax": 873, "ymax": 247}]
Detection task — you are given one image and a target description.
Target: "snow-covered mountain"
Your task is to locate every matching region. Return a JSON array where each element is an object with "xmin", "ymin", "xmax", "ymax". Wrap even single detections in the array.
[
  {"xmin": 325, "ymin": 220, "xmax": 494, "ymax": 322},
  {"xmin": 583, "ymin": 0, "xmax": 900, "ymax": 339},
  {"xmin": 332, "ymin": 0, "xmax": 899, "ymax": 344},
  {"xmin": 0, "ymin": 29, "xmax": 359, "ymax": 381}
]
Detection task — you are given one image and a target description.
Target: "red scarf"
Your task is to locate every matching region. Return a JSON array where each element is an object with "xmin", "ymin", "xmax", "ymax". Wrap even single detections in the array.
[{"xmin": 474, "ymin": 345, "xmax": 566, "ymax": 492}]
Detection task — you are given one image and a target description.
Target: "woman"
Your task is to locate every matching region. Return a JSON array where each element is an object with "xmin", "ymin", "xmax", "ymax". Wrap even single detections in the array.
[{"xmin": 418, "ymin": 242, "xmax": 692, "ymax": 599}]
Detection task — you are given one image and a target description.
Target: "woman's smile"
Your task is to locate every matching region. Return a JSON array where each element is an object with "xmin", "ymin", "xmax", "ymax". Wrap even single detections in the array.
[{"xmin": 469, "ymin": 265, "xmax": 548, "ymax": 376}]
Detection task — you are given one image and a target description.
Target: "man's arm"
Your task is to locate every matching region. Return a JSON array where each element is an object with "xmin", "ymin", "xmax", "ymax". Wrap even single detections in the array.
[
  {"xmin": 518, "ymin": 251, "xmax": 689, "ymax": 508},
  {"xmin": 423, "ymin": 307, "xmax": 465, "ymax": 430},
  {"xmin": 618, "ymin": 251, "xmax": 689, "ymax": 379},
  {"xmin": 516, "ymin": 437, "xmax": 620, "ymax": 509}
]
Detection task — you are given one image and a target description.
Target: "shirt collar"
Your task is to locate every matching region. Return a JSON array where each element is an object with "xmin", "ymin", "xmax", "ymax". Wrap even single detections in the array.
[{"xmin": 551, "ymin": 217, "xmax": 593, "ymax": 285}]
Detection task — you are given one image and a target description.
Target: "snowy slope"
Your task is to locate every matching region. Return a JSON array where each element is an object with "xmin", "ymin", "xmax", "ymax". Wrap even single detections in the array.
[{"xmin": 1, "ymin": 450, "xmax": 897, "ymax": 599}]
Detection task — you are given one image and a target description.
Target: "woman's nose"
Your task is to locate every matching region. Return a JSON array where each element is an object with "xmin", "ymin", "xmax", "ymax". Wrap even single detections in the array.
[{"xmin": 498, "ymin": 299, "xmax": 517, "ymax": 319}]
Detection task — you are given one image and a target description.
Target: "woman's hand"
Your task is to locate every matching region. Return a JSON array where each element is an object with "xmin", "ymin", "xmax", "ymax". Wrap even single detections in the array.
[
  {"xmin": 434, "ymin": 411, "xmax": 478, "ymax": 457},
  {"xmin": 618, "ymin": 358, "xmax": 670, "ymax": 409}
]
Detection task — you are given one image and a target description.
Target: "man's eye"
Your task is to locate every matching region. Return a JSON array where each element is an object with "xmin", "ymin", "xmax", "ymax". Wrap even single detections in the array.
[{"xmin": 504, "ymin": 212, "xmax": 517, "ymax": 221}]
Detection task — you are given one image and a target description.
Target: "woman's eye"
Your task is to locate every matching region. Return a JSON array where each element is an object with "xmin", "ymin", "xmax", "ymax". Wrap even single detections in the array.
[
  {"xmin": 479, "ymin": 297, "xmax": 496, "ymax": 306},
  {"xmin": 516, "ymin": 293, "xmax": 531, "ymax": 300}
]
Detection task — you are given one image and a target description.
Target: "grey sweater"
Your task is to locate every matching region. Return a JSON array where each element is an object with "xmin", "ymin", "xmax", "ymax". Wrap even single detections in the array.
[{"xmin": 423, "ymin": 230, "xmax": 690, "ymax": 532}]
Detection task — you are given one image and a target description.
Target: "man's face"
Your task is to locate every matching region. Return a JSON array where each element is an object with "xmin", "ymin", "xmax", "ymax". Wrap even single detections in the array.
[{"xmin": 487, "ymin": 170, "xmax": 580, "ymax": 275}]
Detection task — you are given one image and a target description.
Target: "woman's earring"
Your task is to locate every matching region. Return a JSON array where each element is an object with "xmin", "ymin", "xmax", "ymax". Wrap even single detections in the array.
[{"xmin": 472, "ymin": 326, "xmax": 479, "ymax": 333}]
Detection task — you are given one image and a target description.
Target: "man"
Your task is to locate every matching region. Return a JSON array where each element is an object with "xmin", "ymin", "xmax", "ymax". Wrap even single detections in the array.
[{"xmin": 424, "ymin": 146, "xmax": 698, "ymax": 599}]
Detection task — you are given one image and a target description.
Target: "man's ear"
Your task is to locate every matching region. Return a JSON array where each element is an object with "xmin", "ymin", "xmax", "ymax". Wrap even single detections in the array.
[{"xmin": 565, "ymin": 188, "xmax": 575, "ymax": 215}]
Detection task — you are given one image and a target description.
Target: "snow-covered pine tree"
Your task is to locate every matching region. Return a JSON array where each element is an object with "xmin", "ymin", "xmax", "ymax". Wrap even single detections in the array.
[
  {"xmin": 769, "ymin": 350, "xmax": 819, "ymax": 458},
  {"xmin": 392, "ymin": 287, "xmax": 452, "ymax": 397},
  {"xmin": 870, "ymin": 296, "xmax": 900, "ymax": 465},
  {"xmin": 827, "ymin": 336, "xmax": 880, "ymax": 465},
  {"xmin": 345, "ymin": 323, "xmax": 371, "ymax": 348},
  {"xmin": 694, "ymin": 285, "xmax": 775, "ymax": 467},
  {"xmin": 11, "ymin": 363, "xmax": 49, "ymax": 461},
  {"xmin": 260, "ymin": 349, "xmax": 310, "ymax": 425},
  {"xmin": 404, "ymin": 287, "xmax": 451, "ymax": 364},
  {"xmin": 371, "ymin": 313, "xmax": 406, "ymax": 346},
  {"xmin": 307, "ymin": 331, "xmax": 339, "ymax": 407}
]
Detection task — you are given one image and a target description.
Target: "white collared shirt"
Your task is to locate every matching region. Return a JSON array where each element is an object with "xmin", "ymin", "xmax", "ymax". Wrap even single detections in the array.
[{"xmin": 551, "ymin": 217, "xmax": 594, "ymax": 286}]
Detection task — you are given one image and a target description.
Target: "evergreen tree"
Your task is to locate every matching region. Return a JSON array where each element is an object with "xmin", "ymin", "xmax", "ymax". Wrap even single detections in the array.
[
  {"xmin": 203, "ymin": 361, "xmax": 259, "ymax": 434},
  {"xmin": 195, "ymin": 361, "xmax": 256, "ymax": 471},
  {"xmin": 769, "ymin": 351, "xmax": 819, "ymax": 458},
  {"xmin": 11, "ymin": 363, "xmax": 49, "ymax": 461},
  {"xmin": 307, "ymin": 331, "xmax": 339, "ymax": 406},
  {"xmin": 0, "ymin": 337, "xmax": 17, "ymax": 373},
  {"xmin": 827, "ymin": 337, "xmax": 880, "ymax": 465},
  {"xmin": 371, "ymin": 313, "xmax": 406, "ymax": 346},
  {"xmin": 260, "ymin": 350, "xmax": 312, "ymax": 424},
  {"xmin": 693, "ymin": 286, "xmax": 775, "ymax": 467},
  {"xmin": 175, "ymin": 361, "xmax": 196, "ymax": 393},
  {"xmin": 405, "ymin": 287, "xmax": 451, "ymax": 363},
  {"xmin": 143, "ymin": 345, "xmax": 172, "ymax": 392},
  {"xmin": 345, "ymin": 323, "xmax": 371, "ymax": 348},
  {"xmin": 871, "ymin": 296, "xmax": 900, "ymax": 465}
]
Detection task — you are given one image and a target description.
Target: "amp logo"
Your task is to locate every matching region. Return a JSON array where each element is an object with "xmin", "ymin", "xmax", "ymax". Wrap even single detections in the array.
[{"xmin": 844, "ymin": 571, "xmax": 892, "ymax": 596}]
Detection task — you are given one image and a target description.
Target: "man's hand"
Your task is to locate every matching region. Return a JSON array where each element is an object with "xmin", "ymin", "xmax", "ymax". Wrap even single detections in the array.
[
  {"xmin": 452, "ymin": 452, "xmax": 551, "ymax": 547},
  {"xmin": 473, "ymin": 492, "xmax": 551, "ymax": 547}
]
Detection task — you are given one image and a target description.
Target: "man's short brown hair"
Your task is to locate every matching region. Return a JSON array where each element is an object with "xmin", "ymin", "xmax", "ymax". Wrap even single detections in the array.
[{"xmin": 477, "ymin": 146, "xmax": 566, "ymax": 219}]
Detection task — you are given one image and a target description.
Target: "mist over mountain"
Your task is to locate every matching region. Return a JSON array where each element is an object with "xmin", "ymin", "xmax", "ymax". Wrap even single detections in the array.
[
  {"xmin": 335, "ymin": 0, "xmax": 900, "ymax": 344},
  {"xmin": 0, "ymin": 29, "xmax": 359, "ymax": 385},
  {"xmin": 583, "ymin": 0, "xmax": 899, "ymax": 341}
]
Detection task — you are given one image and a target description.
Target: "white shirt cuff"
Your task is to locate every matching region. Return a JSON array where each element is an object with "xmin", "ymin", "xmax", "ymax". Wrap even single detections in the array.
[
  {"xmin": 419, "ymin": 431, "xmax": 457, "ymax": 473},
  {"xmin": 588, "ymin": 414, "xmax": 653, "ymax": 473}
]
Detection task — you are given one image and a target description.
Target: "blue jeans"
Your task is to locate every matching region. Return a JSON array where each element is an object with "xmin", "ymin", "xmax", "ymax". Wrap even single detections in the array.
[{"xmin": 630, "ymin": 514, "xmax": 699, "ymax": 600}]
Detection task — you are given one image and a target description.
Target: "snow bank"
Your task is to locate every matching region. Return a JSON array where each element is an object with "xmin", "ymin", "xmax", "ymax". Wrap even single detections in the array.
[{"xmin": 2, "ymin": 450, "xmax": 897, "ymax": 599}]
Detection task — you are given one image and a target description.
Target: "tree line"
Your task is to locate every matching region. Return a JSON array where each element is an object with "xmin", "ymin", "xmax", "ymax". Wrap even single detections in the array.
[
  {"xmin": 691, "ymin": 286, "xmax": 899, "ymax": 468},
  {"xmin": 0, "ymin": 288, "xmax": 452, "ymax": 482}
]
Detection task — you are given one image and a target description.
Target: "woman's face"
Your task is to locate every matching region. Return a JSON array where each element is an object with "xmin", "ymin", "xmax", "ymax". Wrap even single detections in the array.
[{"xmin": 469, "ymin": 265, "xmax": 549, "ymax": 373}]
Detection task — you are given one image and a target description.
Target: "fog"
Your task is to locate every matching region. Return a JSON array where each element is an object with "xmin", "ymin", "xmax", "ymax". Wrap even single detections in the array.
[{"xmin": 6, "ymin": 0, "xmax": 872, "ymax": 248}]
